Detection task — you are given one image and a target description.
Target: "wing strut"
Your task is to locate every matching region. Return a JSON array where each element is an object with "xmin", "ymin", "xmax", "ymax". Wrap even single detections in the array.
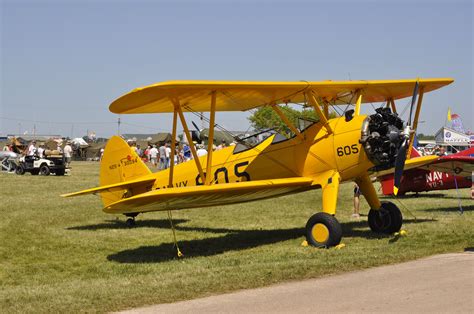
[
  {"xmin": 168, "ymin": 108, "xmax": 178, "ymax": 187},
  {"xmin": 407, "ymin": 87, "xmax": 424, "ymax": 158},
  {"xmin": 388, "ymin": 98, "xmax": 397, "ymax": 113},
  {"xmin": 271, "ymin": 104, "xmax": 304, "ymax": 140},
  {"xmin": 306, "ymin": 90, "xmax": 333, "ymax": 134},
  {"xmin": 172, "ymin": 98, "xmax": 206, "ymax": 184},
  {"xmin": 354, "ymin": 91, "xmax": 363, "ymax": 116},
  {"xmin": 205, "ymin": 92, "xmax": 217, "ymax": 185}
]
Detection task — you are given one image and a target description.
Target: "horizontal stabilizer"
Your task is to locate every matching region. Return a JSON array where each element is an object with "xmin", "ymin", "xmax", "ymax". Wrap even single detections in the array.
[
  {"xmin": 103, "ymin": 177, "xmax": 314, "ymax": 214},
  {"xmin": 61, "ymin": 177, "xmax": 156, "ymax": 198}
]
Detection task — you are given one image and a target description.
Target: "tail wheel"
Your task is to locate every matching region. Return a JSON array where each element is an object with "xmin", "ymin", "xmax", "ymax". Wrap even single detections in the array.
[
  {"xmin": 368, "ymin": 201, "xmax": 403, "ymax": 234},
  {"xmin": 305, "ymin": 212, "xmax": 342, "ymax": 248}
]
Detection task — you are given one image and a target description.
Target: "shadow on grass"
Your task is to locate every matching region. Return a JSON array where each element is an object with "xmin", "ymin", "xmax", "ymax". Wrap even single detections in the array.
[
  {"xmin": 67, "ymin": 219, "xmax": 190, "ymax": 231},
  {"xmin": 107, "ymin": 217, "xmax": 439, "ymax": 263},
  {"xmin": 107, "ymin": 227, "xmax": 304, "ymax": 263},
  {"xmin": 421, "ymin": 205, "xmax": 474, "ymax": 212},
  {"xmin": 380, "ymin": 193, "xmax": 472, "ymax": 200},
  {"xmin": 340, "ymin": 218, "xmax": 436, "ymax": 240}
]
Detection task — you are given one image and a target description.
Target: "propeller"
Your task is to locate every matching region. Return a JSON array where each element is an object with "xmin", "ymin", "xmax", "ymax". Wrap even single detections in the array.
[{"xmin": 393, "ymin": 81, "xmax": 418, "ymax": 195}]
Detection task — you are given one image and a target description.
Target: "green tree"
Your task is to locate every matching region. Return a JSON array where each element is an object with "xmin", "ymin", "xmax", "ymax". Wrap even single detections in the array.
[
  {"xmin": 248, "ymin": 106, "xmax": 331, "ymax": 136},
  {"xmin": 417, "ymin": 133, "xmax": 435, "ymax": 140}
]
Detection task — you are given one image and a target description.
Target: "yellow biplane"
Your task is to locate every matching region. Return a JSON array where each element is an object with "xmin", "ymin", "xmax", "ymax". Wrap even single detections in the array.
[{"xmin": 63, "ymin": 78, "xmax": 453, "ymax": 248}]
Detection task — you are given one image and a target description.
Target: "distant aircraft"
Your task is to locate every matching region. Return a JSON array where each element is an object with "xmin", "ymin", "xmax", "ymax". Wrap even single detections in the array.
[
  {"xmin": 63, "ymin": 78, "xmax": 453, "ymax": 248},
  {"xmin": 379, "ymin": 147, "xmax": 473, "ymax": 195}
]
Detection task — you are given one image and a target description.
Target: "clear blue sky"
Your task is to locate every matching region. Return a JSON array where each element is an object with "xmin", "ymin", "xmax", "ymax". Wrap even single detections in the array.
[{"xmin": 1, "ymin": 0, "xmax": 472, "ymax": 138}]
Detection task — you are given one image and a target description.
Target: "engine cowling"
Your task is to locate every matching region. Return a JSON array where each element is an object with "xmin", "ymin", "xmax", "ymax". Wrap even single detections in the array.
[{"xmin": 360, "ymin": 107, "xmax": 405, "ymax": 170}]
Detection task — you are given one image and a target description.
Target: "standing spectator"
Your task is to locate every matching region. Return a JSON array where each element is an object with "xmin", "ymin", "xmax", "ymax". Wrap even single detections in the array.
[
  {"xmin": 149, "ymin": 145, "xmax": 159, "ymax": 167},
  {"xmin": 352, "ymin": 183, "xmax": 361, "ymax": 219},
  {"xmin": 144, "ymin": 145, "xmax": 151, "ymax": 162},
  {"xmin": 196, "ymin": 144, "xmax": 207, "ymax": 157},
  {"xmin": 100, "ymin": 148, "xmax": 105, "ymax": 161},
  {"xmin": 159, "ymin": 142, "xmax": 167, "ymax": 170},
  {"xmin": 63, "ymin": 141, "xmax": 73, "ymax": 167},
  {"xmin": 136, "ymin": 144, "xmax": 142, "ymax": 157},
  {"xmin": 37, "ymin": 144, "xmax": 45, "ymax": 158},
  {"xmin": 165, "ymin": 143, "xmax": 171, "ymax": 168},
  {"xmin": 183, "ymin": 143, "xmax": 191, "ymax": 160},
  {"xmin": 216, "ymin": 140, "xmax": 226, "ymax": 150}
]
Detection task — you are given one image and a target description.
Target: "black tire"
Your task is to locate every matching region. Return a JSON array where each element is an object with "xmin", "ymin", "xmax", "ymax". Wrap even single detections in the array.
[
  {"xmin": 40, "ymin": 165, "xmax": 50, "ymax": 176},
  {"xmin": 368, "ymin": 201, "xmax": 403, "ymax": 234},
  {"xmin": 125, "ymin": 218, "xmax": 136, "ymax": 227},
  {"xmin": 305, "ymin": 212, "xmax": 342, "ymax": 248},
  {"xmin": 382, "ymin": 201, "xmax": 403, "ymax": 233},
  {"xmin": 15, "ymin": 165, "xmax": 25, "ymax": 175}
]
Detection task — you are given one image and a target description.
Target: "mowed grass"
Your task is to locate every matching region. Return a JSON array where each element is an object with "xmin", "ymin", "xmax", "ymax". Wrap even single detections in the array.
[{"xmin": 1, "ymin": 162, "xmax": 473, "ymax": 313}]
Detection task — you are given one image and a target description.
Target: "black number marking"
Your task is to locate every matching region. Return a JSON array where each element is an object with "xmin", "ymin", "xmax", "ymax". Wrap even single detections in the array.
[
  {"xmin": 337, "ymin": 144, "xmax": 359, "ymax": 157},
  {"xmin": 234, "ymin": 161, "xmax": 251, "ymax": 182}
]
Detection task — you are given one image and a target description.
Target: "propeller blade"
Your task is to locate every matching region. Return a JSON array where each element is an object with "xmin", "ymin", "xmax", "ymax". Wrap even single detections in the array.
[
  {"xmin": 393, "ymin": 138, "xmax": 408, "ymax": 196},
  {"xmin": 408, "ymin": 81, "xmax": 419, "ymax": 126},
  {"xmin": 191, "ymin": 121, "xmax": 201, "ymax": 133}
]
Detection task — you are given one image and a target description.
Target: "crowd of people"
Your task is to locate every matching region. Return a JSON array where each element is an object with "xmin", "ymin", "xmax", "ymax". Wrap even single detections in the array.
[
  {"xmin": 128, "ymin": 140, "xmax": 229, "ymax": 170},
  {"xmin": 3, "ymin": 139, "xmax": 73, "ymax": 167},
  {"xmin": 417, "ymin": 145, "xmax": 448, "ymax": 156}
]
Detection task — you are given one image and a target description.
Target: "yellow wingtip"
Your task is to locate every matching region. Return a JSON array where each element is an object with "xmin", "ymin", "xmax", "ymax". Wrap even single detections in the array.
[{"xmin": 393, "ymin": 186, "xmax": 399, "ymax": 196}]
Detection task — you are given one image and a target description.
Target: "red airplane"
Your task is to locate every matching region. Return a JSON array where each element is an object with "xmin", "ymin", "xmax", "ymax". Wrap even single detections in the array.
[{"xmin": 379, "ymin": 147, "xmax": 473, "ymax": 196}]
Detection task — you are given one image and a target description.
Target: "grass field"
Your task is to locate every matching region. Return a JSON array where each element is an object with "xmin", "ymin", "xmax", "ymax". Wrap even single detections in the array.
[{"xmin": 1, "ymin": 161, "xmax": 473, "ymax": 313}]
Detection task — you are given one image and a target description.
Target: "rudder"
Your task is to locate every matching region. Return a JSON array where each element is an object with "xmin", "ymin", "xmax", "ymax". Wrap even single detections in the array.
[{"xmin": 99, "ymin": 136, "xmax": 151, "ymax": 207}]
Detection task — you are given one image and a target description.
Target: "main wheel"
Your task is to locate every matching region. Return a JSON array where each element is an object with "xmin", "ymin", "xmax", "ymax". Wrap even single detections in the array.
[
  {"xmin": 305, "ymin": 212, "xmax": 342, "ymax": 248},
  {"xmin": 368, "ymin": 201, "xmax": 403, "ymax": 234},
  {"xmin": 40, "ymin": 165, "xmax": 50, "ymax": 176},
  {"xmin": 16, "ymin": 165, "xmax": 25, "ymax": 175}
]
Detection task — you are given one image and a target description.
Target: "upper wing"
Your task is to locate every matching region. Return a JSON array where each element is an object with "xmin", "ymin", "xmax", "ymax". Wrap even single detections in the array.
[
  {"xmin": 110, "ymin": 78, "xmax": 453, "ymax": 114},
  {"xmin": 102, "ymin": 177, "xmax": 314, "ymax": 214}
]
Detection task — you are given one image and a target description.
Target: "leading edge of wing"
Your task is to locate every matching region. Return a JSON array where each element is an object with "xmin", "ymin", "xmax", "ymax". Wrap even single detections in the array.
[
  {"xmin": 374, "ymin": 155, "xmax": 440, "ymax": 177},
  {"xmin": 109, "ymin": 78, "xmax": 454, "ymax": 114},
  {"xmin": 61, "ymin": 177, "xmax": 156, "ymax": 197},
  {"xmin": 103, "ymin": 177, "xmax": 314, "ymax": 214}
]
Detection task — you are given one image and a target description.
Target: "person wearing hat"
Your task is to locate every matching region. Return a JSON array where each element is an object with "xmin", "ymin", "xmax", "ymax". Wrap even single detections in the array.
[{"xmin": 63, "ymin": 141, "xmax": 73, "ymax": 168}]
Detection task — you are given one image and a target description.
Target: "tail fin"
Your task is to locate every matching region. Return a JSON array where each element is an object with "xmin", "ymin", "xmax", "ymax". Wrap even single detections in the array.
[{"xmin": 99, "ymin": 136, "xmax": 151, "ymax": 207}]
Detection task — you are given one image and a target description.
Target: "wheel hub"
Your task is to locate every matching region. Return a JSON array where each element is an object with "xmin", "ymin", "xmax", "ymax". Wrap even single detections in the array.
[{"xmin": 311, "ymin": 223, "xmax": 329, "ymax": 243}]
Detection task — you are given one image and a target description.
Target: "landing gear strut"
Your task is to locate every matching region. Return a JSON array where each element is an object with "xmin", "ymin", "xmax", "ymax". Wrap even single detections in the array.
[
  {"xmin": 368, "ymin": 201, "xmax": 402, "ymax": 234},
  {"xmin": 305, "ymin": 212, "xmax": 342, "ymax": 248}
]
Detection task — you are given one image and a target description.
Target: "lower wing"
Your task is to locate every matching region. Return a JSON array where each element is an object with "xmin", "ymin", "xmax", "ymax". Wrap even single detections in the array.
[{"xmin": 103, "ymin": 177, "xmax": 315, "ymax": 214}]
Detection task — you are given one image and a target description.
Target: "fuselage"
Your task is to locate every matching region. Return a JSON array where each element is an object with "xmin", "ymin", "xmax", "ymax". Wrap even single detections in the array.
[{"xmin": 149, "ymin": 115, "xmax": 375, "ymax": 192}]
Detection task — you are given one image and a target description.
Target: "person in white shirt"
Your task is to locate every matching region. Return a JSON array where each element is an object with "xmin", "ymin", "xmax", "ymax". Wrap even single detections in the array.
[
  {"xmin": 63, "ymin": 142, "xmax": 73, "ymax": 167},
  {"xmin": 27, "ymin": 141, "xmax": 37, "ymax": 157},
  {"xmin": 37, "ymin": 145, "xmax": 45, "ymax": 158},
  {"xmin": 196, "ymin": 144, "xmax": 207, "ymax": 157},
  {"xmin": 165, "ymin": 143, "xmax": 171, "ymax": 168},
  {"xmin": 149, "ymin": 145, "xmax": 159, "ymax": 167}
]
